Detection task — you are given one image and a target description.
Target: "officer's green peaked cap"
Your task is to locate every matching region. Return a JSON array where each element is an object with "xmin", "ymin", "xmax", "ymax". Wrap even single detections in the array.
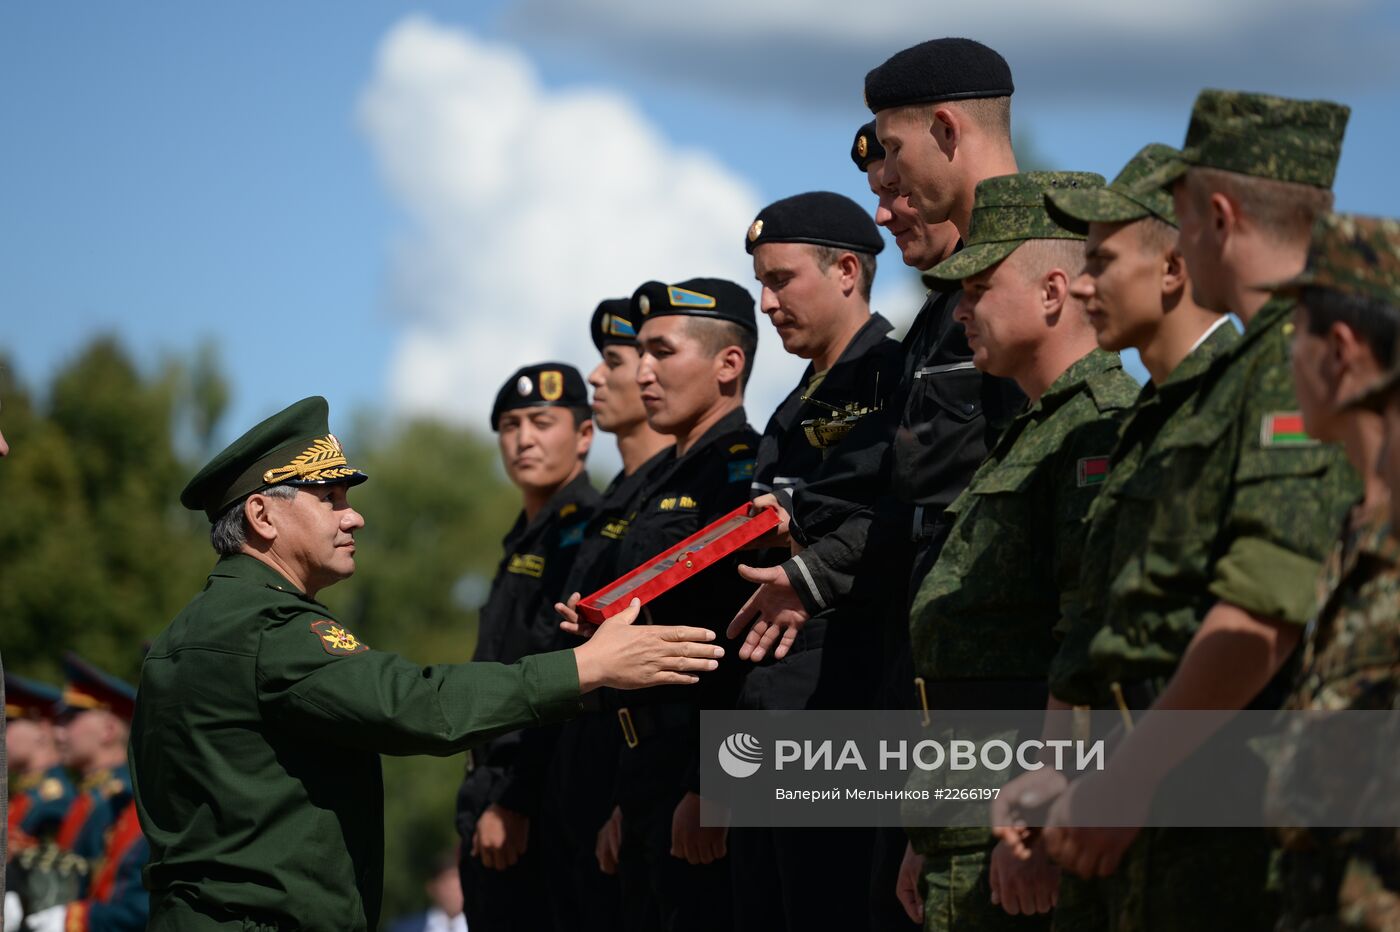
[{"xmin": 181, "ymin": 395, "xmax": 367, "ymax": 522}]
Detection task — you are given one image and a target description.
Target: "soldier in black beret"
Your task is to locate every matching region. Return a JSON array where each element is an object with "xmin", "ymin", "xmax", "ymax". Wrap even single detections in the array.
[
  {"xmin": 727, "ymin": 103, "xmax": 1028, "ymax": 928},
  {"xmin": 730, "ymin": 191, "xmax": 906, "ymax": 930},
  {"xmin": 865, "ymin": 38, "xmax": 1019, "ymax": 235},
  {"xmin": 459, "ymin": 363, "xmax": 600, "ymax": 932},
  {"xmin": 520, "ymin": 301, "xmax": 677, "ymax": 932},
  {"xmin": 130, "ymin": 396, "xmax": 725, "ymax": 932},
  {"xmin": 559, "ymin": 277, "xmax": 761, "ymax": 932}
]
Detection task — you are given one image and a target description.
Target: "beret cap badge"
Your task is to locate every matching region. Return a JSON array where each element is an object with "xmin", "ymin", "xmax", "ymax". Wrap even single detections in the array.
[
  {"xmin": 638, "ymin": 294, "xmax": 651, "ymax": 315},
  {"xmin": 747, "ymin": 219, "xmax": 764, "ymax": 243},
  {"xmin": 517, "ymin": 375, "xmax": 533, "ymax": 396},
  {"xmin": 857, "ymin": 135, "xmax": 869, "ymax": 159}
]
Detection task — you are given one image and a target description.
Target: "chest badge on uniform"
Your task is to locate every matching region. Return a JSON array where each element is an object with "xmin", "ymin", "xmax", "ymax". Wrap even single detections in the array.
[
  {"xmin": 39, "ymin": 777, "xmax": 65, "ymax": 802},
  {"xmin": 1260, "ymin": 412, "xmax": 1315, "ymax": 447},
  {"xmin": 311, "ymin": 620, "xmax": 368, "ymax": 655},
  {"xmin": 1076, "ymin": 456, "xmax": 1110, "ymax": 487}
]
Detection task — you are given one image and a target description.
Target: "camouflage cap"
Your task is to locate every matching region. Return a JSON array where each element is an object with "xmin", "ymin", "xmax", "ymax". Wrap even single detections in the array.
[
  {"xmin": 1047, "ymin": 144, "xmax": 1181, "ymax": 229},
  {"xmin": 1260, "ymin": 213, "xmax": 1400, "ymax": 304},
  {"xmin": 927, "ymin": 171, "xmax": 1104, "ymax": 283},
  {"xmin": 1136, "ymin": 89, "xmax": 1349, "ymax": 192}
]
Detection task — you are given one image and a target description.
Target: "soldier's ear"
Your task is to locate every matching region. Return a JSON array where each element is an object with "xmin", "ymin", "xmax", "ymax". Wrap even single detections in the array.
[{"xmin": 1161, "ymin": 247, "xmax": 1188, "ymax": 296}]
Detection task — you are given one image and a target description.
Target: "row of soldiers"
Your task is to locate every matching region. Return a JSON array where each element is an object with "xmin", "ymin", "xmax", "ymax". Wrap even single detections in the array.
[
  {"xmin": 454, "ymin": 36, "xmax": 1400, "ymax": 932},
  {"xmin": 4, "ymin": 658, "xmax": 148, "ymax": 930}
]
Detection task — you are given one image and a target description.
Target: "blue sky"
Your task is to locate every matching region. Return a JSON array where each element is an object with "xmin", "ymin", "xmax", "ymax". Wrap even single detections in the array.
[{"xmin": 5, "ymin": 1, "xmax": 1399, "ymax": 466}]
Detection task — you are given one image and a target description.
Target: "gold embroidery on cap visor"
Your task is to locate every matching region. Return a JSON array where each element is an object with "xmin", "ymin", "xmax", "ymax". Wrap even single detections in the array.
[{"xmin": 262, "ymin": 435, "xmax": 359, "ymax": 485}]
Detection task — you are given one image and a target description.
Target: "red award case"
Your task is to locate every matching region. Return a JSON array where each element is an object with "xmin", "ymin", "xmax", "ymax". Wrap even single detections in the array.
[{"xmin": 576, "ymin": 503, "xmax": 780, "ymax": 624}]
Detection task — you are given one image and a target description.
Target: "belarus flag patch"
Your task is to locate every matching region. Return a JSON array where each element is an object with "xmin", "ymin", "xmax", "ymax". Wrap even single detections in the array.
[
  {"xmin": 1259, "ymin": 412, "xmax": 1315, "ymax": 447},
  {"xmin": 1077, "ymin": 456, "xmax": 1110, "ymax": 487}
]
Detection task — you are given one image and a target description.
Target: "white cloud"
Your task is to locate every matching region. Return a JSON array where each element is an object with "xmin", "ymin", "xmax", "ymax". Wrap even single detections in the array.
[
  {"xmin": 508, "ymin": 0, "xmax": 1390, "ymax": 106},
  {"xmin": 358, "ymin": 16, "xmax": 803, "ymax": 459}
]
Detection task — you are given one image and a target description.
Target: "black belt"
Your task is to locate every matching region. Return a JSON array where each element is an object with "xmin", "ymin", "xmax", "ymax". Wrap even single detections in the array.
[
  {"xmin": 616, "ymin": 702, "xmax": 696, "ymax": 749},
  {"xmin": 913, "ymin": 677, "xmax": 1049, "ymax": 715}
]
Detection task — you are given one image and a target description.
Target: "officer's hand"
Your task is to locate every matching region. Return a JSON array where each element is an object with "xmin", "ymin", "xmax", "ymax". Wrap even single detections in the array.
[
  {"xmin": 727, "ymin": 564, "xmax": 810, "ymax": 661},
  {"xmin": 670, "ymin": 792, "xmax": 727, "ymax": 865},
  {"xmin": 22, "ymin": 905, "xmax": 66, "ymax": 932},
  {"xmin": 991, "ymin": 768, "xmax": 1067, "ymax": 858},
  {"xmin": 556, "ymin": 592, "xmax": 599, "ymax": 639},
  {"xmin": 471, "ymin": 804, "xmax": 530, "ymax": 871},
  {"xmin": 895, "ymin": 840, "xmax": 925, "ymax": 924},
  {"xmin": 596, "ymin": 805, "xmax": 623, "ymax": 875},
  {"xmin": 989, "ymin": 835, "xmax": 1060, "ymax": 916},
  {"xmin": 573, "ymin": 598, "xmax": 723, "ymax": 692},
  {"xmin": 1042, "ymin": 772, "xmax": 1143, "ymax": 879},
  {"xmin": 743, "ymin": 494, "xmax": 792, "ymax": 551}
]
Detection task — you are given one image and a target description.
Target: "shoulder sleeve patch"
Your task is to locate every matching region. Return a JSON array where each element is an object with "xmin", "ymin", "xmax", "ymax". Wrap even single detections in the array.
[
  {"xmin": 559, "ymin": 521, "xmax": 586, "ymax": 548},
  {"xmin": 310, "ymin": 619, "xmax": 369, "ymax": 655},
  {"xmin": 1260, "ymin": 412, "xmax": 1316, "ymax": 448},
  {"xmin": 1076, "ymin": 456, "xmax": 1110, "ymax": 487}
]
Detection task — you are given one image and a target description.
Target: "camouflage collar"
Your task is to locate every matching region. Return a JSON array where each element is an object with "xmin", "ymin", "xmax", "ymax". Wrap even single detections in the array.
[
  {"xmin": 1159, "ymin": 317, "xmax": 1241, "ymax": 392},
  {"xmin": 1036, "ymin": 348, "xmax": 1124, "ymax": 410}
]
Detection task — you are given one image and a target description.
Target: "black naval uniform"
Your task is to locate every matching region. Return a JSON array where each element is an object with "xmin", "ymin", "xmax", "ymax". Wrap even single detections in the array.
[
  {"xmin": 730, "ymin": 312, "xmax": 904, "ymax": 932},
  {"xmin": 456, "ymin": 472, "xmax": 599, "ymax": 932},
  {"xmin": 535, "ymin": 447, "xmax": 672, "ymax": 932},
  {"xmin": 778, "ymin": 280, "xmax": 1024, "ymax": 930},
  {"xmin": 610, "ymin": 408, "xmax": 760, "ymax": 932}
]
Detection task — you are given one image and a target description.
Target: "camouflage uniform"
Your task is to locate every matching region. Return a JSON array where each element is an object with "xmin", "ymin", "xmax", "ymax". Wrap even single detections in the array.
[
  {"xmin": 1269, "ymin": 213, "xmax": 1400, "ymax": 931},
  {"xmin": 908, "ymin": 172, "xmax": 1137, "ymax": 932},
  {"xmin": 1083, "ymin": 92, "xmax": 1359, "ymax": 932}
]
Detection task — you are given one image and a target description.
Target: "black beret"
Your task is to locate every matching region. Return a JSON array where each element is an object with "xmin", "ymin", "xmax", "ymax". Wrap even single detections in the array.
[
  {"xmin": 745, "ymin": 191, "xmax": 884, "ymax": 256},
  {"xmin": 864, "ymin": 38, "xmax": 1014, "ymax": 114},
  {"xmin": 590, "ymin": 297, "xmax": 637, "ymax": 352},
  {"xmin": 632, "ymin": 278, "xmax": 758, "ymax": 334},
  {"xmin": 491, "ymin": 362, "xmax": 589, "ymax": 431},
  {"xmin": 181, "ymin": 395, "xmax": 367, "ymax": 522},
  {"xmin": 851, "ymin": 120, "xmax": 886, "ymax": 171}
]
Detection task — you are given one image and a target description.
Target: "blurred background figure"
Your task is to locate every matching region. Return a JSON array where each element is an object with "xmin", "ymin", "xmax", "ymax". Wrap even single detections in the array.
[{"xmin": 387, "ymin": 849, "xmax": 467, "ymax": 932}]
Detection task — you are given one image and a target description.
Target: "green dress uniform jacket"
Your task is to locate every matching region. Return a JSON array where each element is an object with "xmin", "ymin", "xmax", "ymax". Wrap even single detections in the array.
[
  {"xmin": 1089, "ymin": 297, "xmax": 1359, "ymax": 691},
  {"xmin": 1050, "ymin": 319, "xmax": 1240, "ymax": 707},
  {"xmin": 130, "ymin": 554, "xmax": 581, "ymax": 932}
]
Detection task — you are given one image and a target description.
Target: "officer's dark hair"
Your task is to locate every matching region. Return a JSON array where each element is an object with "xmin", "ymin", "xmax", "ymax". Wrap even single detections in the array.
[
  {"xmin": 1300, "ymin": 286, "xmax": 1400, "ymax": 371},
  {"xmin": 1186, "ymin": 168, "xmax": 1334, "ymax": 245},
  {"xmin": 686, "ymin": 317, "xmax": 756, "ymax": 390},
  {"xmin": 210, "ymin": 484, "xmax": 298, "ymax": 556},
  {"xmin": 809, "ymin": 245, "xmax": 877, "ymax": 301}
]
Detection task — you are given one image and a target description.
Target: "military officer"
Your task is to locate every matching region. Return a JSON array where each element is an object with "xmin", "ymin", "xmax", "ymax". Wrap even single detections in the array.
[
  {"xmin": 1265, "ymin": 213, "xmax": 1400, "ymax": 930},
  {"xmin": 3, "ymin": 676, "xmax": 74, "ymax": 852},
  {"xmin": 896, "ymin": 171, "xmax": 1135, "ymax": 931},
  {"xmin": 729, "ymin": 191, "xmax": 903, "ymax": 932},
  {"xmin": 1042, "ymin": 91, "xmax": 1358, "ymax": 932},
  {"xmin": 562, "ymin": 277, "xmax": 761, "ymax": 932},
  {"xmin": 991, "ymin": 145, "xmax": 1236, "ymax": 926},
  {"xmin": 537, "ymin": 298, "xmax": 676, "ymax": 932},
  {"xmin": 456, "ymin": 363, "xmax": 599, "ymax": 932},
  {"xmin": 129, "ymin": 395, "xmax": 725, "ymax": 932},
  {"xmin": 23, "ymin": 655, "xmax": 148, "ymax": 932}
]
